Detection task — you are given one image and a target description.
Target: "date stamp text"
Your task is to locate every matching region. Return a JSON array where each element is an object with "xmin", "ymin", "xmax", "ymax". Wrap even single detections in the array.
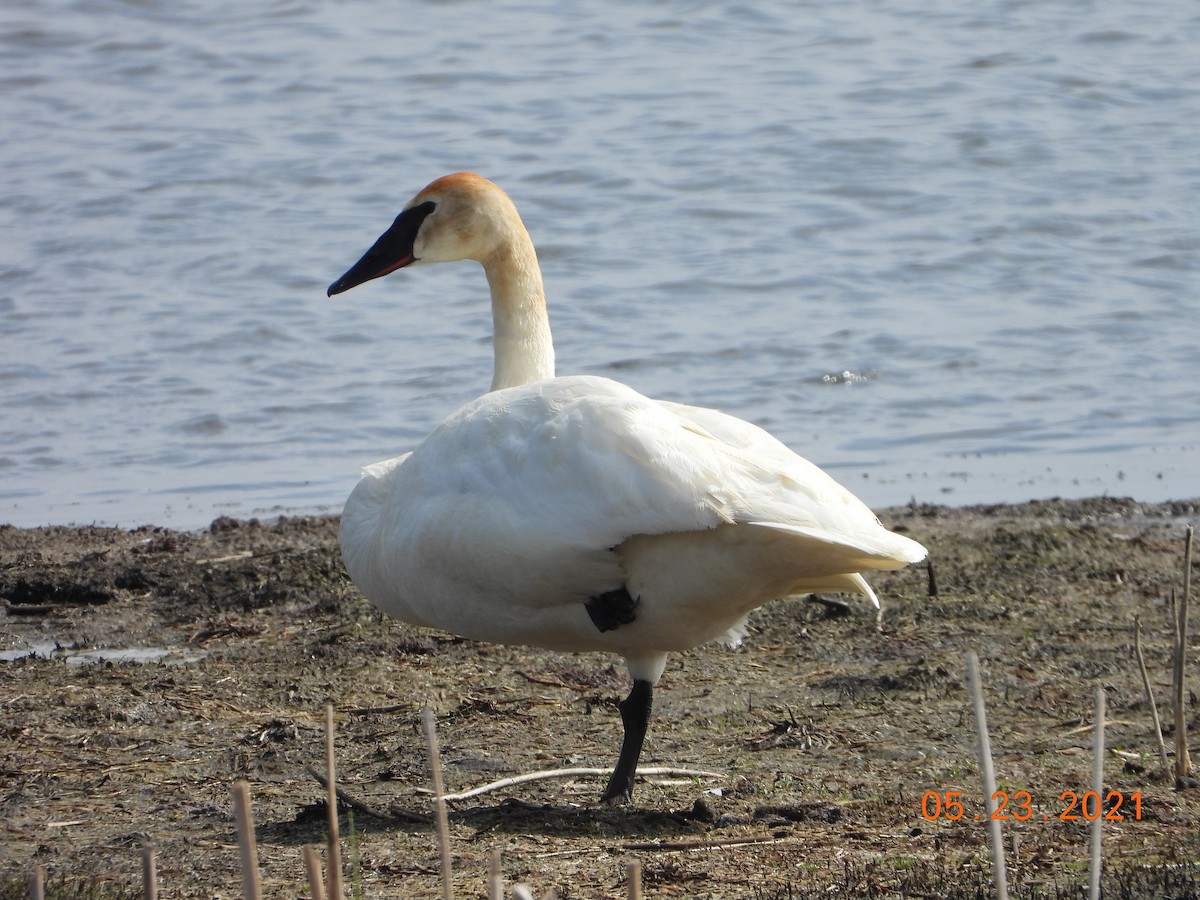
[{"xmin": 920, "ymin": 790, "xmax": 1143, "ymax": 822}]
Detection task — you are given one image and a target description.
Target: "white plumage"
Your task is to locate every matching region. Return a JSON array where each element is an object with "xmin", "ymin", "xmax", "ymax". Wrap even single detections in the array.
[{"xmin": 328, "ymin": 173, "xmax": 926, "ymax": 802}]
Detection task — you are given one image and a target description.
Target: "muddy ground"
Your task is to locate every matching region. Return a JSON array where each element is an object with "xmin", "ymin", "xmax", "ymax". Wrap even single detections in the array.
[{"xmin": 1, "ymin": 497, "xmax": 1198, "ymax": 898}]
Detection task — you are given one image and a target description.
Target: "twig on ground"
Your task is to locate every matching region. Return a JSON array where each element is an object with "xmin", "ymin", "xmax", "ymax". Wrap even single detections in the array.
[
  {"xmin": 28, "ymin": 865, "xmax": 44, "ymax": 900},
  {"xmin": 438, "ymin": 766, "xmax": 723, "ymax": 803},
  {"xmin": 622, "ymin": 835, "xmax": 783, "ymax": 852},
  {"xmin": 518, "ymin": 671, "xmax": 588, "ymax": 690},
  {"xmin": 423, "ymin": 705, "xmax": 455, "ymax": 900},
  {"xmin": 343, "ymin": 702, "xmax": 409, "ymax": 715},
  {"xmin": 531, "ymin": 846, "xmax": 607, "ymax": 860},
  {"xmin": 308, "ymin": 767, "xmax": 433, "ymax": 824},
  {"xmin": 966, "ymin": 651, "xmax": 1009, "ymax": 900}
]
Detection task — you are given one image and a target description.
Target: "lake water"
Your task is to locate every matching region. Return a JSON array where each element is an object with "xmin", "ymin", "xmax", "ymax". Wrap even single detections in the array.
[{"xmin": 2, "ymin": 0, "xmax": 1197, "ymax": 529}]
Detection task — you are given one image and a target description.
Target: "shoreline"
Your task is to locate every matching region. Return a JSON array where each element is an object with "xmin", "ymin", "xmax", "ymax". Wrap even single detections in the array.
[{"xmin": 5, "ymin": 492, "xmax": 1199, "ymax": 536}]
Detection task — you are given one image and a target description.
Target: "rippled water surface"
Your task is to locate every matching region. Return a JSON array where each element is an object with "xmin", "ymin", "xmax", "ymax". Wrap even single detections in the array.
[{"xmin": 2, "ymin": 0, "xmax": 1198, "ymax": 528}]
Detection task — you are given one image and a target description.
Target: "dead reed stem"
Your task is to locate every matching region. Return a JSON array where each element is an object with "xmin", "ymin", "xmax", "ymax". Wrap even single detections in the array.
[
  {"xmin": 1133, "ymin": 615, "xmax": 1170, "ymax": 775},
  {"xmin": 1089, "ymin": 687, "xmax": 1106, "ymax": 900},
  {"xmin": 621, "ymin": 835, "xmax": 782, "ymax": 852},
  {"xmin": 230, "ymin": 780, "xmax": 262, "ymax": 900},
  {"xmin": 141, "ymin": 843, "xmax": 158, "ymax": 900},
  {"xmin": 966, "ymin": 651, "xmax": 1009, "ymax": 900},
  {"xmin": 423, "ymin": 704, "xmax": 455, "ymax": 900},
  {"xmin": 323, "ymin": 703, "xmax": 345, "ymax": 900},
  {"xmin": 1173, "ymin": 526, "xmax": 1193, "ymax": 780},
  {"xmin": 626, "ymin": 859, "xmax": 644, "ymax": 900},
  {"xmin": 488, "ymin": 848, "xmax": 503, "ymax": 900},
  {"xmin": 303, "ymin": 845, "xmax": 326, "ymax": 900}
]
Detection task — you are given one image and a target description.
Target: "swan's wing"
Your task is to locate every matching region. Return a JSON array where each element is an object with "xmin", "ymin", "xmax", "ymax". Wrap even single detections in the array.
[
  {"xmin": 345, "ymin": 376, "xmax": 921, "ymax": 618},
  {"xmin": 657, "ymin": 398, "xmax": 925, "ymax": 565},
  {"xmin": 656, "ymin": 399, "xmax": 798, "ymax": 458},
  {"xmin": 392, "ymin": 377, "xmax": 737, "ymax": 548}
]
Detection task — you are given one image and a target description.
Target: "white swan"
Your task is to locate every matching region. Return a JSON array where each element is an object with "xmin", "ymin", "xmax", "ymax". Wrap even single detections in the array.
[{"xmin": 327, "ymin": 173, "xmax": 927, "ymax": 803}]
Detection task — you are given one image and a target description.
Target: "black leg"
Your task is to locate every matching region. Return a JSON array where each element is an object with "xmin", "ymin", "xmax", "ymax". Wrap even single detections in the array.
[{"xmin": 600, "ymin": 679, "xmax": 654, "ymax": 804}]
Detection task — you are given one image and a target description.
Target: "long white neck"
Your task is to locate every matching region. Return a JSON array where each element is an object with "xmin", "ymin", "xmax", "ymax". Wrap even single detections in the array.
[{"xmin": 480, "ymin": 235, "xmax": 556, "ymax": 391}]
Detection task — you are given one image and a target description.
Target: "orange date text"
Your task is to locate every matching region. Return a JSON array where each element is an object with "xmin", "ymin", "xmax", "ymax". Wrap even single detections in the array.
[{"xmin": 920, "ymin": 789, "xmax": 1142, "ymax": 822}]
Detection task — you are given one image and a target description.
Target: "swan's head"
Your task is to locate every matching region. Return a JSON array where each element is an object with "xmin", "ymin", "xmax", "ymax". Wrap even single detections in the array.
[{"xmin": 327, "ymin": 173, "xmax": 524, "ymax": 297}]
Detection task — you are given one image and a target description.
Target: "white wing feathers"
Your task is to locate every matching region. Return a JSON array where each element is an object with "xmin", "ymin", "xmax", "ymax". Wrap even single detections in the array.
[{"xmin": 354, "ymin": 376, "xmax": 918, "ymax": 570}]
